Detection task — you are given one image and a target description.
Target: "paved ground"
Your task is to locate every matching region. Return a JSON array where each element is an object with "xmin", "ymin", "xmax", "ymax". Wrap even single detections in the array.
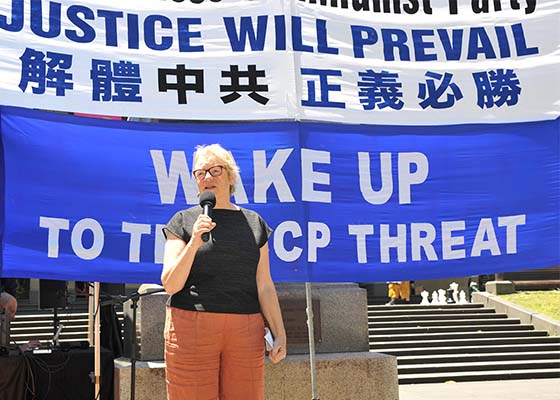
[{"xmin": 399, "ymin": 378, "xmax": 560, "ymax": 400}]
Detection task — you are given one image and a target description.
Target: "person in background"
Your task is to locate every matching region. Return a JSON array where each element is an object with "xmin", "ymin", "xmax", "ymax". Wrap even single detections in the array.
[
  {"xmin": 386, "ymin": 281, "xmax": 411, "ymax": 305},
  {"xmin": 161, "ymin": 144, "xmax": 286, "ymax": 400},
  {"xmin": 0, "ymin": 278, "xmax": 18, "ymax": 320}
]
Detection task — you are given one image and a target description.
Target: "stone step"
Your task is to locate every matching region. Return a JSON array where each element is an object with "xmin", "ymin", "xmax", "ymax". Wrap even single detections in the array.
[
  {"xmin": 14, "ymin": 312, "xmax": 90, "ymax": 321},
  {"xmin": 503, "ymin": 266, "xmax": 560, "ymax": 281},
  {"xmin": 369, "ymin": 313, "xmax": 508, "ymax": 322},
  {"xmin": 369, "ymin": 330, "xmax": 548, "ymax": 342},
  {"xmin": 369, "ymin": 323, "xmax": 534, "ymax": 335},
  {"xmin": 398, "ymin": 359, "xmax": 560, "ymax": 374},
  {"xmin": 10, "ymin": 330, "xmax": 88, "ymax": 343},
  {"xmin": 397, "ymin": 367, "xmax": 560, "ymax": 384},
  {"xmin": 368, "ymin": 303, "xmax": 484, "ymax": 311},
  {"xmin": 396, "ymin": 351, "xmax": 560, "ymax": 365},
  {"xmin": 368, "ymin": 308, "xmax": 495, "ymax": 316},
  {"xmin": 510, "ymin": 281, "xmax": 560, "ymax": 290},
  {"xmin": 364, "ymin": 290, "xmax": 560, "ymax": 384},
  {"xmin": 10, "ymin": 324, "xmax": 90, "ymax": 335},
  {"xmin": 372, "ymin": 342, "xmax": 560, "ymax": 357},
  {"xmin": 370, "ymin": 335, "xmax": 560, "ymax": 350},
  {"xmin": 14, "ymin": 310, "xmax": 123, "ymax": 320},
  {"xmin": 16, "ymin": 302, "xmax": 90, "ymax": 313},
  {"xmin": 8, "ymin": 309, "xmax": 124, "ymax": 345},
  {"xmin": 11, "ymin": 318, "xmax": 90, "ymax": 327},
  {"xmin": 12, "ymin": 312, "xmax": 123, "ymax": 326},
  {"xmin": 370, "ymin": 318, "xmax": 521, "ymax": 328}
]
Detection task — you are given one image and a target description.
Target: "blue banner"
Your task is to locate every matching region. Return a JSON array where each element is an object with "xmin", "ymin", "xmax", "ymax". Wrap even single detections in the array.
[{"xmin": 1, "ymin": 107, "xmax": 558, "ymax": 283}]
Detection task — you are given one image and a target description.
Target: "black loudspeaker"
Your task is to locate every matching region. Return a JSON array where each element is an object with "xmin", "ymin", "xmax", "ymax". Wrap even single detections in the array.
[
  {"xmin": 100, "ymin": 283, "xmax": 125, "ymax": 296},
  {"xmin": 60, "ymin": 340, "xmax": 90, "ymax": 351},
  {"xmin": 39, "ymin": 280, "xmax": 68, "ymax": 309}
]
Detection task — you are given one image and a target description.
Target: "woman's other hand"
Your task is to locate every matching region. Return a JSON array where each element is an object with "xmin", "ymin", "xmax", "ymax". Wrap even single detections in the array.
[{"xmin": 269, "ymin": 335, "xmax": 286, "ymax": 364}]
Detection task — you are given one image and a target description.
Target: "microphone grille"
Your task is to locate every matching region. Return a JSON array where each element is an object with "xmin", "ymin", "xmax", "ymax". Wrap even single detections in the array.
[{"xmin": 199, "ymin": 191, "xmax": 216, "ymax": 207}]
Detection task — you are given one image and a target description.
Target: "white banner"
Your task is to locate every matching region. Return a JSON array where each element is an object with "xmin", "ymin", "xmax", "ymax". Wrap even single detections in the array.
[{"xmin": 0, "ymin": 0, "xmax": 558, "ymax": 124}]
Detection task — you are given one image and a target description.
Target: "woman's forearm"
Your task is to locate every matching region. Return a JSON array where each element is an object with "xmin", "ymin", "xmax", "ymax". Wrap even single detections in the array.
[
  {"xmin": 161, "ymin": 240, "xmax": 199, "ymax": 295},
  {"xmin": 259, "ymin": 285, "xmax": 286, "ymax": 339},
  {"xmin": 161, "ymin": 215, "xmax": 214, "ymax": 295}
]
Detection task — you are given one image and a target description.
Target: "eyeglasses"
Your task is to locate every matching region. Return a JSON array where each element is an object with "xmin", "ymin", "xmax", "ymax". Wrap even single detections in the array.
[{"xmin": 193, "ymin": 165, "xmax": 225, "ymax": 180}]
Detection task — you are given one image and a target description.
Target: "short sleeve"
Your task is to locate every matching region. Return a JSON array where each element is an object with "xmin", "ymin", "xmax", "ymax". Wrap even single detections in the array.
[
  {"xmin": 163, "ymin": 211, "xmax": 190, "ymax": 243},
  {"xmin": 257, "ymin": 215, "xmax": 273, "ymax": 248}
]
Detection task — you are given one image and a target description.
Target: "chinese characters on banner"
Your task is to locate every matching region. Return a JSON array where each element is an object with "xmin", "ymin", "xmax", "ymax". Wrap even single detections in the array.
[{"xmin": 0, "ymin": 0, "xmax": 558, "ymax": 124}]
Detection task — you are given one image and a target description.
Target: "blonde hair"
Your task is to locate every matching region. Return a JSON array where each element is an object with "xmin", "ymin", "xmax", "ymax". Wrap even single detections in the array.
[{"xmin": 194, "ymin": 144, "xmax": 240, "ymax": 194}]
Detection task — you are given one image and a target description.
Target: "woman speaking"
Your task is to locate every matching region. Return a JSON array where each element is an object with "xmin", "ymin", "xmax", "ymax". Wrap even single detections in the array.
[{"xmin": 161, "ymin": 144, "xmax": 286, "ymax": 400}]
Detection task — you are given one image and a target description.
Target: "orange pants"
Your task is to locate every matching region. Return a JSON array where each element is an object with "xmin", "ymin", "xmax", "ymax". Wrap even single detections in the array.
[
  {"xmin": 388, "ymin": 281, "xmax": 410, "ymax": 301},
  {"xmin": 164, "ymin": 306, "xmax": 265, "ymax": 400}
]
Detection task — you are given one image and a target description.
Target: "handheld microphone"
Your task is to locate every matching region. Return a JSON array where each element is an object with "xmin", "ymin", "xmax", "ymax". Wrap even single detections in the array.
[{"xmin": 199, "ymin": 191, "xmax": 216, "ymax": 242}]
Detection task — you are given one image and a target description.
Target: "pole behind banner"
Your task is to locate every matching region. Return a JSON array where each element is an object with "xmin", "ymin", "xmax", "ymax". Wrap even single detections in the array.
[
  {"xmin": 305, "ymin": 282, "xmax": 319, "ymax": 400},
  {"xmin": 94, "ymin": 282, "xmax": 101, "ymax": 399}
]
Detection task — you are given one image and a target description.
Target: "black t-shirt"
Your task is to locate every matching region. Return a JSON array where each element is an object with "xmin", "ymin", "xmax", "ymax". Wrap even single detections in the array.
[{"xmin": 163, "ymin": 206, "xmax": 272, "ymax": 314}]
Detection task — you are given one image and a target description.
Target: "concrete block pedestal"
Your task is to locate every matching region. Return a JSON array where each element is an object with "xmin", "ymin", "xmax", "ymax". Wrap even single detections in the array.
[
  {"xmin": 275, "ymin": 282, "xmax": 369, "ymax": 354},
  {"xmin": 117, "ymin": 282, "xmax": 399, "ymax": 399},
  {"xmin": 265, "ymin": 352, "xmax": 398, "ymax": 400},
  {"xmin": 114, "ymin": 352, "xmax": 398, "ymax": 400},
  {"xmin": 485, "ymin": 280, "xmax": 515, "ymax": 295}
]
